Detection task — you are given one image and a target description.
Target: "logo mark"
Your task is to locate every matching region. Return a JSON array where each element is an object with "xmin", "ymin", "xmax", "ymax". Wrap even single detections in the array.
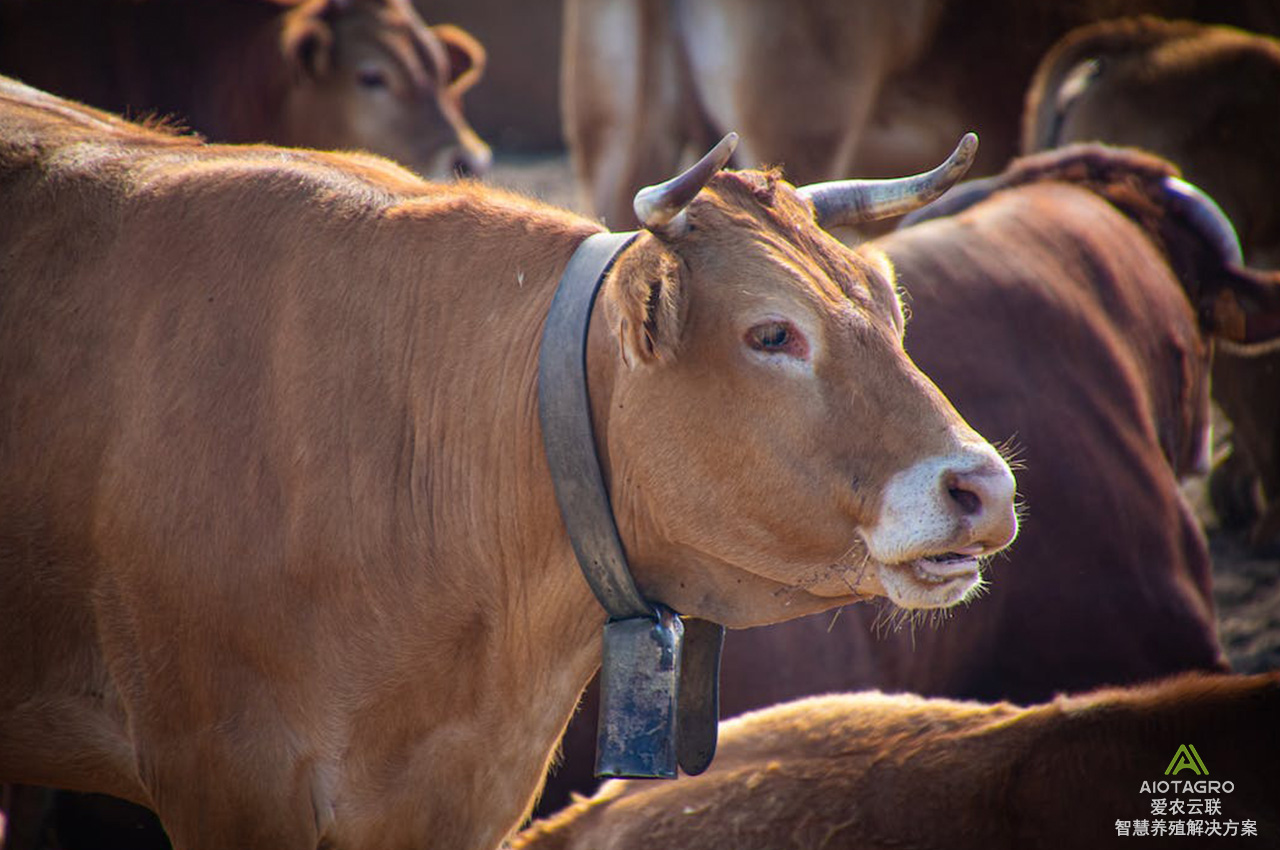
[{"xmin": 1165, "ymin": 744, "xmax": 1209, "ymax": 776}]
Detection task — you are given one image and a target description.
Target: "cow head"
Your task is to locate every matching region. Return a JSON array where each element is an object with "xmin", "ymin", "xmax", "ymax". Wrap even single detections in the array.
[
  {"xmin": 591, "ymin": 136, "xmax": 1019, "ymax": 627},
  {"xmin": 279, "ymin": 0, "xmax": 491, "ymax": 177}
]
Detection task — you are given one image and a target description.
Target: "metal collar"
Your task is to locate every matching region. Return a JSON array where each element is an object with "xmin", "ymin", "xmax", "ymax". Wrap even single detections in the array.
[
  {"xmin": 536, "ymin": 230, "xmax": 723, "ymax": 779},
  {"xmin": 537, "ymin": 230, "xmax": 650, "ymax": 621}
]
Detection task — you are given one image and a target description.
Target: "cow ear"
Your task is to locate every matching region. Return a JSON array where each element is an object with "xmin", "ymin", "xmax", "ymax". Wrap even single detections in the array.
[
  {"xmin": 282, "ymin": 6, "xmax": 336, "ymax": 79},
  {"xmin": 602, "ymin": 248, "xmax": 686, "ymax": 368},
  {"xmin": 1204, "ymin": 265, "xmax": 1280, "ymax": 353},
  {"xmin": 432, "ymin": 24, "xmax": 487, "ymax": 93}
]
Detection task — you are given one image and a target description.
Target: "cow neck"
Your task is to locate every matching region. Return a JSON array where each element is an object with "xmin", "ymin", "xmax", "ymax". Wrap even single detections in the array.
[{"xmin": 538, "ymin": 230, "xmax": 724, "ymax": 781}]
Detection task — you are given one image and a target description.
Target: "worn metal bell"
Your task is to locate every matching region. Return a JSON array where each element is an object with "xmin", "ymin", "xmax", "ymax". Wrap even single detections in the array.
[
  {"xmin": 595, "ymin": 606, "xmax": 724, "ymax": 779},
  {"xmin": 595, "ymin": 607, "xmax": 682, "ymax": 778}
]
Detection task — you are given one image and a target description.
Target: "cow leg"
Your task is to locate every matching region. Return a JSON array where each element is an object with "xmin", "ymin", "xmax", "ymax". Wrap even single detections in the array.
[
  {"xmin": 1209, "ymin": 448, "xmax": 1261, "ymax": 531},
  {"xmin": 673, "ymin": 0, "xmax": 908, "ymax": 185},
  {"xmin": 1212, "ymin": 350, "xmax": 1280, "ymax": 550},
  {"xmin": 562, "ymin": 0, "xmax": 688, "ymax": 228},
  {"xmin": 153, "ymin": 788, "xmax": 315, "ymax": 850},
  {"xmin": 1250, "ymin": 501, "xmax": 1280, "ymax": 557},
  {"xmin": 136, "ymin": 739, "xmax": 322, "ymax": 850}
]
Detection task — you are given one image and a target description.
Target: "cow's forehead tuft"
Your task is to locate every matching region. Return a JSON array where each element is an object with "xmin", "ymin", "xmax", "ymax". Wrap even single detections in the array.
[
  {"xmin": 720, "ymin": 168, "xmax": 784, "ymax": 206},
  {"xmin": 684, "ymin": 171, "xmax": 877, "ymax": 292},
  {"xmin": 697, "ymin": 169, "xmax": 816, "ymax": 234}
]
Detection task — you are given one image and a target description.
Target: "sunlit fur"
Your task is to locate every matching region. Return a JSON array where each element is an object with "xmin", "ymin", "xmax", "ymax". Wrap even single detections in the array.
[{"xmin": 516, "ymin": 673, "xmax": 1280, "ymax": 850}]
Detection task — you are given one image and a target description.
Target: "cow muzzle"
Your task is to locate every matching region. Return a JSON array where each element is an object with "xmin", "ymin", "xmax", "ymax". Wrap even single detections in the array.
[{"xmin": 861, "ymin": 443, "xmax": 1018, "ymax": 609}]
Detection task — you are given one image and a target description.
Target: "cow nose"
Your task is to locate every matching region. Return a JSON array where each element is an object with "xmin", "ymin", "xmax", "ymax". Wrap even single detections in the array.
[{"xmin": 943, "ymin": 457, "xmax": 1018, "ymax": 552}]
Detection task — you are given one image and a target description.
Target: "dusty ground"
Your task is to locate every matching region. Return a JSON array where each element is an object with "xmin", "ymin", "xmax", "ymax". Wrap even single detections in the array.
[
  {"xmin": 1210, "ymin": 529, "xmax": 1280, "ymax": 672},
  {"xmin": 486, "ymin": 151, "xmax": 1280, "ymax": 676}
]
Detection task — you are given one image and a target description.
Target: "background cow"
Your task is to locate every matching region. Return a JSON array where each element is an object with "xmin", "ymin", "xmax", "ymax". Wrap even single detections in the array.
[
  {"xmin": 0, "ymin": 78, "xmax": 1015, "ymax": 850},
  {"xmin": 562, "ymin": 0, "xmax": 1280, "ymax": 228},
  {"xmin": 538, "ymin": 145, "xmax": 1280, "ymax": 814},
  {"xmin": 1022, "ymin": 16, "xmax": 1280, "ymax": 556},
  {"xmin": 0, "ymin": 0, "xmax": 492, "ymax": 177},
  {"xmin": 517, "ymin": 672, "xmax": 1280, "ymax": 850}
]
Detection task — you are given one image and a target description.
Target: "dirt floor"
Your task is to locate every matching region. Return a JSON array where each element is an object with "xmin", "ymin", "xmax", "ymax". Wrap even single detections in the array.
[
  {"xmin": 1210, "ymin": 529, "xmax": 1280, "ymax": 672},
  {"xmin": 1193, "ymin": 436, "xmax": 1280, "ymax": 673},
  {"xmin": 484, "ymin": 151, "xmax": 1280, "ymax": 677}
]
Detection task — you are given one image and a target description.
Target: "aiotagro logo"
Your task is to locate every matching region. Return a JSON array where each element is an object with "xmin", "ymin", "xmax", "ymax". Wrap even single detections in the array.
[
  {"xmin": 1165, "ymin": 744, "xmax": 1209, "ymax": 776},
  {"xmin": 1115, "ymin": 745, "xmax": 1259, "ymax": 839}
]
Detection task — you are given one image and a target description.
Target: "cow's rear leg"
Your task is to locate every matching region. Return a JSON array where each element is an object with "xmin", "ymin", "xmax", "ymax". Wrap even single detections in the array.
[{"xmin": 562, "ymin": 0, "xmax": 688, "ymax": 228}]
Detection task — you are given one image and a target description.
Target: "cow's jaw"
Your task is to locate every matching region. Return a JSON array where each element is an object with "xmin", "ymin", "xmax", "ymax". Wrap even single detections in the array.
[
  {"xmin": 875, "ymin": 554, "xmax": 985, "ymax": 609},
  {"xmin": 861, "ymin": 443, "xmax": 1017, "ymax": 610}
]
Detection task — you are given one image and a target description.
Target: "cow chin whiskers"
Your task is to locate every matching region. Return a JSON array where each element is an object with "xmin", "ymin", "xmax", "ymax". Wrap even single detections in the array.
[
  {"xmin": 875, "ymin": 570, "xmax": 993, "ymax": 650},
  {"xmin": 871, "ymin": 594, "xmax": 955, "ymax": 641},
  {"xmin": 870, "ymin": 560, "xmax": 991, "ymax": 639}
]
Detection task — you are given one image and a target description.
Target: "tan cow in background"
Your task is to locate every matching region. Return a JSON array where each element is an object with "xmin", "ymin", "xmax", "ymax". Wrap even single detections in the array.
[
  {"xmin": 0, "ymin": 77, "xmax": 1015, "ymax": 850},
  {"xmin": 517, "ymin": 673, "xmax": 1280, "ymax": 850},
  {"xmin": 1022, "ymin": 16, "xmax": 1280, "ymax": 555},
  {"xmin": 563, "ymin": 0, "xmax": 1280, "ymax": 228},
  {"xmin": 0, "ymin": 0, "xmax": 492, "ymax": 176}
]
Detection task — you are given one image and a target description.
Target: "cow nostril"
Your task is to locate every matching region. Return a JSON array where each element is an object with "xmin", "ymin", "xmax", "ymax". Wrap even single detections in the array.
[{"xmin": 948, "ymin": 484, "xmax": 982, "ymax": 516}]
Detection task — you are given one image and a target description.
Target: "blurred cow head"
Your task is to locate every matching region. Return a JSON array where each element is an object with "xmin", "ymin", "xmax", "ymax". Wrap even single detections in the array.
[{"xmin": 280, "ymin": 0, "xmax": 491, "ymax": 177}]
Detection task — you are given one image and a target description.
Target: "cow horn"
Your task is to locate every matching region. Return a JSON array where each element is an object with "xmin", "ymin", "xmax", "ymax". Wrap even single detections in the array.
[
  {"xmin": 1163, "ymin": 177, "xmax": 1243, "ymax": 265},
  {"xmin": 633, "ymin": 133, "xmax": 739, "ymax": 236},
  {"xmin": 799, "ymin": 132, "xmax": 979, "ymax": 229}
]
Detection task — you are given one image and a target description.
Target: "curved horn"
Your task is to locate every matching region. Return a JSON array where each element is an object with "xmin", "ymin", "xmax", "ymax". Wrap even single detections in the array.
[
  {"xmin": 1163, "ymin": 177, "xmax": 1243, "ymax": 265},
  {"xmin": 633, "ymin": 133, "xmax": 739, "ymax": 236},
  {"xmin": 798, "ymin": 132, "xmax": 979, "ymax": 229}
]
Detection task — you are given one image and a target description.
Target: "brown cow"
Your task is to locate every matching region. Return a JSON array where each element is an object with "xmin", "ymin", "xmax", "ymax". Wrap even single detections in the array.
[
  {"xmin": 517, "ymin": 672, "xmax": 1280, "ymax": 850},
  {"xmin": 562, "ymin": 0, "xmax": 1280, "ymax": 229},
  {"xmin": 0, "ymin": 78, "xmax": 1016, "ymax": 850},
  {"xmin": 538, "ymin": 145, "xmax": 1280, "ymax": 814},
  {"xmin": 0, "ymin": 0, "xmax": 492, "ymax": 177},
  {"xmin": 1022, "ymin": 16, "xmax": 1280, "ymax": 554}
]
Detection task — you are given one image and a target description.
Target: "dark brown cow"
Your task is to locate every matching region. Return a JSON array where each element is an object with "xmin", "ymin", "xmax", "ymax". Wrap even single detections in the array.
[
  {"xmin": 518, "ymin": 673, "xmax": 1280, "ymax": 850},
  {"xmin": 1022, "ymin": 16, "xmax": 1280, "ymax": 554},
  {"xmin": 0, "ymin": 0, "xmax": 492, "ymax": 177},
  {"xmin": 0, "ymin": 78, "xmax": 1017, "ymax": 850},
  {"xmin": 539, "ymin": 145, "xmax": 1280, "ymax": 814}
]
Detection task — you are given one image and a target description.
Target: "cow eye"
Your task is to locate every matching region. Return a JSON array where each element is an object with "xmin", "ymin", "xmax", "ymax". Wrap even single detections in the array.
[
  {"xmin": 745, "ymin": 321, "xmax": 808, "ymax": 358},
  {"xmin": 357, "ymin": 67, "xmax": 389, "ymax": 89}
]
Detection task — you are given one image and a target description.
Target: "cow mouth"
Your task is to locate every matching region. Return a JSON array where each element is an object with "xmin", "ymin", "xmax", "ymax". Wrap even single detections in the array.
[
  {"xmin": 908, "ymin": 550, "xmax": 981, "ymax": 583},
  {"xmin": 876, "ymin": 547, "xmax": 984, "ymax": 609}
]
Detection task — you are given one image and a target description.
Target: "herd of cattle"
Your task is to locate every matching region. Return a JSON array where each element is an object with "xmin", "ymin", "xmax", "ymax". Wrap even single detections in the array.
[{"xmin": 1, "ymin": 1, "xmax": 1279, "ymax": 849}]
